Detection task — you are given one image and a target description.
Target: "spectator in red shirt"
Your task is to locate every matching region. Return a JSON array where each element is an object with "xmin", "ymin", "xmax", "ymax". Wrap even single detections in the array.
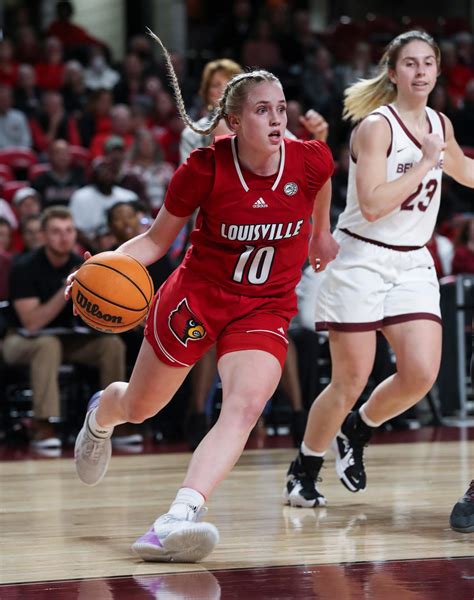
[
  {"xmin": 89, "ymin": 104, "xmax": 134, "ymax": 158},
  {"xmin": 34, "ymin": 37, "xmax": 65, "ymax": 91},
  {"xmin": 29, "ymin": 91, "xmax": 81, "ymax": 155},
  {"xmin": 0, "ymin": 39, "xmax": 18, "ymax": 87},
  {"xmin": 46, "ymin": 0, "xmax": 106, "ymax": 56}
]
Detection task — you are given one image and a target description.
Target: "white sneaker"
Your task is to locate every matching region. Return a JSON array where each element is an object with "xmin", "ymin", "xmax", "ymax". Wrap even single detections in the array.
[
  {"xmin": 74, "ymin": 391, "xmax": 112, "ymax": 486},
  {"xmin": 132, "ymin": 509, "xmax": 219, "ymax": 563}
]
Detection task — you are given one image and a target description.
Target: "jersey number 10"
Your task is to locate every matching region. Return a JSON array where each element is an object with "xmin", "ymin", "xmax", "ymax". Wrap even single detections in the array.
[{"xmin": 233, "ymin": 245, "xmax": 276, "ymax": 285}]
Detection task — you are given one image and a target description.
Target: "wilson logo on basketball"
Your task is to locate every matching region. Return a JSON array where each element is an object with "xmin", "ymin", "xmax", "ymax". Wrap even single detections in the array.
[
  {"xmin": 169, "ymin": 298, "xmax": 206, "ymax": 346},
  {"xmin": 75, "ymin": 289, "xmax": 123, "ymax": 324}
]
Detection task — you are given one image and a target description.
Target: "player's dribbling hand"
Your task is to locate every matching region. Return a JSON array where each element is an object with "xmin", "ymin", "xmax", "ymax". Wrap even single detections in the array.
[
  {"xmin": 65, "ymin": 252, "xmax": 91, "ymax": 314},
  {"xmin": 309, "ymin": 231, "xmax": 339, "ymax": 272},
  {"xmin": 299, "ymin": 110, "xmax": 329, "ymax": 142},
  {"xmin": 421, "ymin": 133, "xmax": 446, "ymax": 168}
]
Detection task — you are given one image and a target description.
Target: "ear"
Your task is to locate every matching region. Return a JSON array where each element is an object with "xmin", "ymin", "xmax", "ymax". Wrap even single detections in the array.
[
  {"xmin": 388, "ymin": 68, "xmax": 397, "ymax": 85},
  {"xmin": 226, "ymin": 113, "xmax": 240, "ymax": 131}
]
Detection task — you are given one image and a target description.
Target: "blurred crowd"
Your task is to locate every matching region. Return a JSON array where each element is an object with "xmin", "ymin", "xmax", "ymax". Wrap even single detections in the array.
[{"xmin": 0, "ymin": 0, "xmax": 473, "ymax": 449}]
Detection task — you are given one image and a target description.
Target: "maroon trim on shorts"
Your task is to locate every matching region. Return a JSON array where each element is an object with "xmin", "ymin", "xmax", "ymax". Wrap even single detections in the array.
[
  {"xmin": 316, "ymin": 312, "xmax": 442, "ymax": 332},
  {"xmin": 387, "ymin": 105, "xmax": 432, "ymax": 149},
  {"xmin": 339, "ymin": 228, "xmax": 424, "ymax": 251},
  {"xmin": 383, "ymin": 312, "xmax": 442, "ymax": 326}
]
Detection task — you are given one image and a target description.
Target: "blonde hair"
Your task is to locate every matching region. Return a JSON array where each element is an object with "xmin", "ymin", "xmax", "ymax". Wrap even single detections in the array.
[
  {"xmin": 343, "ymin": 30, "xmax": 441, "ymax": 123},
  {"xmin": 199, "ymin": 58, "xmax": 243, "ymax": 106},
  {"xmin": 147, "ymin": 28, "xmax": 281, "ymax": 136}
]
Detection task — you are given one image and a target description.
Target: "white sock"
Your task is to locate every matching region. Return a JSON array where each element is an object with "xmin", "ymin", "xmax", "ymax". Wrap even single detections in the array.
[
  {"xmin": 168, "ymin": 487, "xmax": 205, "ymax": 521},
  {"xmin": 301, "ymin": 441, "xmax": 326, "ymax": 458},
  {"xmin": 87, "ymin": 407, "xmax": 114, "ymax": 439},
  {"xmin": 359, "ymin": 405, "xmax": 381, "ymax": 428}
]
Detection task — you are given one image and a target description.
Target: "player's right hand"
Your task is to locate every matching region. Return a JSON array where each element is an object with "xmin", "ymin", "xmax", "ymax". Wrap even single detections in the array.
[
  {"xmin": 421, "ymin": 133, "xmax": 446, "ymax": 167},
  {"xmin": 65, "ymin": 251, "xmax": 91, "ymax": 310}
]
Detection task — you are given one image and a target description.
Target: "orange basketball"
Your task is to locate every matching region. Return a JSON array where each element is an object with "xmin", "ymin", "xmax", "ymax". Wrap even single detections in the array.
[{"xmin": 71, "ymin": 251, "xmax": 154, "ymax": 333}]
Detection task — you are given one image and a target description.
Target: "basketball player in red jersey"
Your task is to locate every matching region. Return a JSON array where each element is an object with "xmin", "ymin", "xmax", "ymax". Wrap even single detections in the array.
[
  {"xmin": 69, "ymin": 29, "xmax": 338, "ymax": 563},
  {"xmin": 284, "ymin": 30, "xmax": 474, "ymax": 510}
]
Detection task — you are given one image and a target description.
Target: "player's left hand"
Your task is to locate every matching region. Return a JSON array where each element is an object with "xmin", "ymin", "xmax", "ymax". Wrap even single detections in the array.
[
  {"xmin": 299, "ymin": 109, "xmax": 329, "ymax": 142},
  {"xmin": 309, "ymin": 231, "xmax": 339, "ymax": 272}
]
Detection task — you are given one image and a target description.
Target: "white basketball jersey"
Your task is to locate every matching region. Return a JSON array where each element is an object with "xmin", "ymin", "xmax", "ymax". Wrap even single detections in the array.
[{"xmin": 337, "ymin": 104, "xmax": 445, "ymax": 246}]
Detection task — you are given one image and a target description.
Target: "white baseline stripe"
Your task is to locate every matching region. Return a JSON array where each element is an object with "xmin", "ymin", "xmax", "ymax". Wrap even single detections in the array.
[{"xmin": 246, "ymin": 328, "xmax": 289, "ymax": 344}]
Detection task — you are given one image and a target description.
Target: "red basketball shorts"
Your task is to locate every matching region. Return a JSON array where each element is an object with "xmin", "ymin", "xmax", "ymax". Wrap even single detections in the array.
[{"xmin": 144, "ymin": 266, "xmax": 296, "ymax": 370}]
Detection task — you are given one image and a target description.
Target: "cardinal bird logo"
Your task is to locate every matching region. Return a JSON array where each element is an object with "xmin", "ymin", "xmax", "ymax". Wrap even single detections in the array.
[{"xmin": 169, "ymin": 298, "xmax": 206, "ymax": 346}]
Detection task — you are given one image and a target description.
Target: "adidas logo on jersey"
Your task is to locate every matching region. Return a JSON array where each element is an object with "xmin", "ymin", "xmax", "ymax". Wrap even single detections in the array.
[
  {"xmin": 277, "ymin": 327, "xmax": 285, "ymax": 335},
  {"xmin": 252, "ymin": 197, "xmax": 268, "ymax": 208}
]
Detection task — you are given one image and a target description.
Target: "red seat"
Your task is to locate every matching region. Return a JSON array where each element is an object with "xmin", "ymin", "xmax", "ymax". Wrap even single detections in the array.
[
  {"xmin": 0, "ymin": 147, "xmax": 38, "ymax": 171},
  {"xmin": 28, "ymin": 162, "xmax": 51, "ymax": 180},
  {"xmin": 2, "ymin": 180, "xmax": 30, "ymax": 204},
  {"xmin": 0, "ymin": 164, "xmax": 14, "ymax": 186},
  {"xmin": 68, "ymin": 145, "xmax": 91, "ymax": 168}
]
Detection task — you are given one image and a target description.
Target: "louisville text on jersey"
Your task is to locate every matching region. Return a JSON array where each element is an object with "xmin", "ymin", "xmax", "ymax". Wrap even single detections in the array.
[{"xmin": 220, "ymin": 220, "xmax": 304, "ymax": 242}]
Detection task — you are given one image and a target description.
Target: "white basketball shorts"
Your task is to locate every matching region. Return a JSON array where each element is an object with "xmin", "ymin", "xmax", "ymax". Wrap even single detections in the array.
[{"xmin": 315, "ymin": 229, "xmax": 442, "ymax": 331}]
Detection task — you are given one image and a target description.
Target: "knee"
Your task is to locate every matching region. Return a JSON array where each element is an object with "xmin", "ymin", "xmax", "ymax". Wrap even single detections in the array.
[
  {"xmin": 331, "ymin": 372, "xmax": 370, "ymax": 409},
  {"xmin": 33, "ymin": 336, "xmax": 62, "ymax": 362},
  {"xmin": 222, "ymin": 394, "xmax": 267, "ymax": 431},
  {"xmin": 400, "ymin": 363, "xmax": 438, "ymax": 396}
]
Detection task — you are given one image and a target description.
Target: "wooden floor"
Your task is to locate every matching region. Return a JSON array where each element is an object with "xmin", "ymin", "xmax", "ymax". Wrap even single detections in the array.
[{"xmin": 1, "ymin": 437, "xmax": 473, "ymax": 587}]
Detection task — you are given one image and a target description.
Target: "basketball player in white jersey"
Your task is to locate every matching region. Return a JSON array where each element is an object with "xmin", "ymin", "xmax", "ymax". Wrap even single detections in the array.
[{"xmin": 284, "ymin": 30, "xmax": 474, "ymax": 508}]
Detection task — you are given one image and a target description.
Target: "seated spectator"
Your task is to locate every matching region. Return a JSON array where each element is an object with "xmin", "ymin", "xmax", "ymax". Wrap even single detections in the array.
[
  {"xmin": 102, "ymin": 135, "xmax": 149, "ymax": 207},
  {"xmin": 0, "ymin": 39, "xmax": 18, "ymax": 87},
  {"xmin": 34, "ymin": 37, "xmax": 65, "ymax": 91},
  {"xmin": 15, "ymin": 25, "xmax": 42, "ymax": 65},
  {"xmin": 2, "ymin": 206, "xmax": 126, "ymax": 448},
  {"xmin": 440, "ymin": 40, "xmax": 474, "ymax": 108},
  {"xmin": 0, "ymin": 84, "xmax": 32, "ymax": 148},
  {"xmin": 13, "ymin": 64, "xmax": 42, "ymax": 118},
  {"xmin": 84, "ymin": 47, "xmax": 120, "ymax": 92},
  {"xmin": 10, "ymin": 187, "xmax": 43, "ymax": 259},
  {"xmin": 46, "ymin": 0, "xmax": 106, "ymax": 59},
  {"xmin": 31, "ymin": 139, "xmax": 86, "ymax": 208},
  {"xmin": 61, "ymin": 60, "xmax": 89, "ymax": 116},
  {"xmin": 125, "ymin": 129, "xmax": 174, "ymax": 214},
  {"xmin": 113, "ymin": 52, "xmax": 146, "ymax": 105},
  {"xmin": 241, "ymin": 19, "xmax": 283, "ymax": 72},
  {"xmin": 89, "ymin": 104, "xmax": 133, "ymax": 158},
  {"xmin": 0, "ymin": 216, "xmax": 13, "ymax": 253},
  {"xmin": 18, "ymin": 214, "xmax": 43, "ymax": 254},
  {"xmin": 29, "ymin": 91, "xmax": 81, "ymax": 155},
  {"xmin": 77, "ymin": 88, "xmax": 113, "ymax": 148},
  {"xmin": 69, "ymin": 157, "xmax": 138, "ymax": 251},
  {"xmin": 452, "ymin": 218, "xmax": 474, "ymax": 274}
]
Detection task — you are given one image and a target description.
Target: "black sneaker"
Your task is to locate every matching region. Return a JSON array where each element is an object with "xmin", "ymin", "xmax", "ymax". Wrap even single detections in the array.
[
  {"xmin": 333, "ymin": 410, "xmax": 373, "ymax": 493},
  {"xmin": 450, "ymin": 480, "xmax": 474, "ymax": 533},
  {"xmin": 283, "ymin": 452, "xmax": 327, "ymax": 508}
]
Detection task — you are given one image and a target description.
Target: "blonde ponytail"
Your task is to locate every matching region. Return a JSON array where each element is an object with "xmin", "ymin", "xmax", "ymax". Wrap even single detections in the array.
[
  {"xmin": 146, "ymin": 28, "xmax": 224, "ymax": 135},
  {"xmin": 343, "ymin": 30, "xmax": 440, "ymax": 124},
  {"xmin": 343, "ymin": 71, "xmax": 396, "ymax": 123}
]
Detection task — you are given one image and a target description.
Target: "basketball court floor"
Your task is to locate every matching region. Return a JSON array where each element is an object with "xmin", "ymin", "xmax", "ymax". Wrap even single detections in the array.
[{"xmin": 1, "ymin": 427, "xmax": 473, "ymax": 599}]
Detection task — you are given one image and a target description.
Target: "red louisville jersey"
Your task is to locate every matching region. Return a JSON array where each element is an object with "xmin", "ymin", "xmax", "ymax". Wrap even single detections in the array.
[{"xmin": 165, "ymin": 136, "xmax": 333, "ymax": 298}]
